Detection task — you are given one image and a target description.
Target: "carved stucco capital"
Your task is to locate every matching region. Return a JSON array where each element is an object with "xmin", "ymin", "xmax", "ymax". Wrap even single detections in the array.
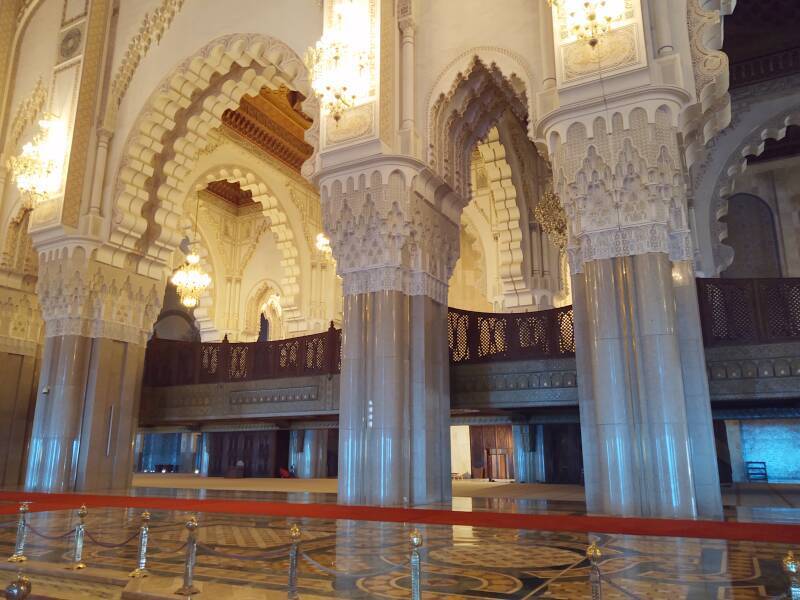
[
  {"xmin": 319, "ymin": 158, "xmax": 461, "ymax": 303},
  {"xmin": 549, "ymin": 108, "xmax": 692, "ymax": 273},
  {"xmin": 36, "ymin": 248, "xmax": 164, "ymax": 345}
]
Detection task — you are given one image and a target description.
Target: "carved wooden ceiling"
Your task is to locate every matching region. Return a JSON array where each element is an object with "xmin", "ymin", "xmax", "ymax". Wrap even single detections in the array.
[
  {"xmin": 204, "ymin": 180, "xmax": 257, "ymax": 210},
  {"xmin": 723, "ymin": 0, "xmax": 800, "ymax": 88},
  {"xmin": 221, "ymin": 86, "xmax": 314, "ymax": 175}
]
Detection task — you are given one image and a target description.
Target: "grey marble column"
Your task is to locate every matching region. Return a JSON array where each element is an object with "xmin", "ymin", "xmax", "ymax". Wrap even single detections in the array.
[
  {"xmin": 25, "ymin": 335, "xmax": 145, "ymax": 492},
  {"xmin": 512, "ymin": 425, "xmax": 536, "ymax": 483},
  {"xmin": 575, "ymin": 254, "xmax": 708, "ymax": 518},
  {"xmin": 297, "ymin": 429, "xmax": 329, "ymax": 479},
  {"xmin": 179, "ymin": 432, "xmax": 199, "ymax": 474},
  {"xmin": 338, "ymin": 290, "xmax": 450, "ymax": 506},
  {"xmin": 672, "ymin": 261, "xmax": 723, "ymax": 518},
  {"xmin": 534, "ymin": 424, "xmax": 546, "ymax": 483},
  {"xmin": 725, "ymin": 420, "xmax": 746, "ymax": 483}
]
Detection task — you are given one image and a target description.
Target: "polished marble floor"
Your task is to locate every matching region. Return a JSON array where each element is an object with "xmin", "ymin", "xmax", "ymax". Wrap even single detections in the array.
[{"xmin": 0, "ymin": 505, "xmax": 798, "ymax": 599}]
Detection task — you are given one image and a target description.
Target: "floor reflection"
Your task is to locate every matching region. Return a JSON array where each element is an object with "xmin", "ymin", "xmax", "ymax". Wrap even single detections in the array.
[{"xmin": 0, "ymin": 506, "xmax": 796, "ymax": 598}]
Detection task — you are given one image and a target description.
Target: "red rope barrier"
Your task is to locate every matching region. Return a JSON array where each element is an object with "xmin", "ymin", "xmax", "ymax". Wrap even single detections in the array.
[{"xmin": 1, "ymin": 491, "xmax": 798, "ymax": 544}]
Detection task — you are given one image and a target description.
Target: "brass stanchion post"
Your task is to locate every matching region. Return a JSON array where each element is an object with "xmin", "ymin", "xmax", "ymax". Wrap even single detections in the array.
[
  {"xmin": 175, "ymin": 516, "xmax": 199, "ymax": 596},
  {"xmin": 129, "ymin": 511, "xmax": 151, "ymax": 578},
  {"xmin": 784, "ymin": 550, "xmax": 799, "ymax": 600},
  {"xmin": 7, "ymin": 503, "xmax": 30, "ymax": 563},
  {"xmin": 410, "ymin": 528, "xmax": 422, "ymax": 600},
  {"xmin": 587, "ymin": 541, "xmax": 602, "ymax": 600},
  {"xmin": 68, "ymin": 506, "xmax": 88, "ymax": 570},
  {"xmin": 288, "ymin": 523, "xmax": 300, "ymax": 600}
]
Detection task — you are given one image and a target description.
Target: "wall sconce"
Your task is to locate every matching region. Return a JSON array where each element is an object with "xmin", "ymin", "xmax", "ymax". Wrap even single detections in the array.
[{"xmin": 8, "ymin": 116, "xmax": 68, "ymax": 204}]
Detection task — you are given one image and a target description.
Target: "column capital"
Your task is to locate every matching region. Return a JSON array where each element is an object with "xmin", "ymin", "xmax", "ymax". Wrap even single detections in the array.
[
  {"xmin": 546, "ymin": 105, "xmax": 692, "ymax": 274},
  {"xmin": 319, "ymin": 156, "xmax": 462, "ymax": 303},
  {"xmin": 36, "ymin": 247, "xmax": 164, "ymax": 345}
]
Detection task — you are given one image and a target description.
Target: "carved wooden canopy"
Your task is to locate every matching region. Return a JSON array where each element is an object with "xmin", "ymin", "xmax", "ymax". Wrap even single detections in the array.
[{"xmin": 221, "ymin": 86, "xmax": 314, "ymax": 175}]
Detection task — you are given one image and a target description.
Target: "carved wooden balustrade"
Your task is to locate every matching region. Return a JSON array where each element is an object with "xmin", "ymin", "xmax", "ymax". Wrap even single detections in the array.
[
  {"xmin": 447, "ymin": 305, "xmax": 576, "ymax": 364},
  {"xmin": 143, "ymin": 278, "xmax": 800, "ymax": 386},
  {"xmin": 144, "ymin": 324, "xmax": 342, "ymax": 387},
  {"xmin": 697, "ymin": 278, "xmax": 800, "ymax": 347}
]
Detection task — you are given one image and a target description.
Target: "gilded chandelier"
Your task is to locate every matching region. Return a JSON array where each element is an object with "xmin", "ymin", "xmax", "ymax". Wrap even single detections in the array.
[
  {"xmin": 533, "ymin": 190, "xmax": 568, "ymax": 251},
  {"xmin": 547, "ymin": 0, "xmax": 626, "ymax": 47},
  {"xmin": 305, "ymin": 0, "xmax": 372, "ymax": 123},
  {"xmin": 172, "ymin": 194, "xmax": 211, "ymax": 308},
  {"xmin": 171, "ymin": 252, "xmax": 211, "ymax": 309},
  {"xmin": 8, "ymin": 116, "xmax": 68, "ymax": 203}
]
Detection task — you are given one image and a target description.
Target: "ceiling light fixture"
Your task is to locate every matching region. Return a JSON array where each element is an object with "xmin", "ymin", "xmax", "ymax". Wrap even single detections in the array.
[
  {"xmin": 8, "ymin": 115, "xmax": 67, "ymax": 204},
  {"xmin": 305, "ymin": 0, "xmax": 372, "ymax": 123},
  {"xmin": 172, "ymin": 195, "xmax": 211, "ymax": 309},
  {"xmin": 547, "ymin": 0, "xmax": 626, "ymax": 47}
]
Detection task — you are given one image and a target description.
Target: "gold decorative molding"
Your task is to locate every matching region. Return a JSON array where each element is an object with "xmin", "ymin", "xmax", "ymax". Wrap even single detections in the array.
[
  {"xmin": 61, "ymin": 0, "xmax": 109, "ymax": 228},
  {"xmin": 6, "ymin": 76, "xmax": 46, "ymax": 151},
  {"xmin": 104, "ymin": 0, "xmax": 186, "ymax": 127}
]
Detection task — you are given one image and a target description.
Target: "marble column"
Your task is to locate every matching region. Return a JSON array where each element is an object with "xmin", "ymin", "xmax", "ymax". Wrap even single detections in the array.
[
  {"xmin": 513, "ymin": 425, "xmax": 536, "ymax": 483},
  {"xmin": 725, "ymin": 420, "xmax": 746, "ymax": 483},
  {"xmin": 575, "ymin": 254, "xmax": 700, "ymax": 518},
  {"xmin": 297, "ymin": 429, "xmax": 329, "ymax": 479},
  {"xmin": 25, "ymin": 335, "xmax": 146, "ymax": 492},
  {"xmin": 338, "ymin": 291, "xmax": 451, "ymax": 506},
  {"xmin": 179, "ymin": 432, "xmax": 200, "ymax": 474},
  {"xmin": 672, "ymin": 261, "xmax": 723, "ymax": 518},
  {"xmin": 534, "ymin": 424, "xmax": 546, "ymax": 483}
]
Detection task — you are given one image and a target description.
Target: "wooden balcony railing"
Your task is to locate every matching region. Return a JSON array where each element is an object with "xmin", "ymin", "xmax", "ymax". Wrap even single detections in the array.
[
  {"xmin": 143, "ymin": 324, "xmax": 341, "ymax": 387},
  {"xmin": 143, "ymin": 278, "xmax": 800, "ymax": 386},
  {"xmin": 697, "ymin": 278, "xmax": 800, "ymax": 347},
  {"xmin": 447, "ymin": 305, "xmax": 576, "ymax": 364}
]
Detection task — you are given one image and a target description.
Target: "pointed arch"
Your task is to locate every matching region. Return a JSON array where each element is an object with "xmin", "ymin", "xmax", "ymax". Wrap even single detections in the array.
[{"xmin": 102, "ymin": 33, "xmax": 319, "ymax": 279}]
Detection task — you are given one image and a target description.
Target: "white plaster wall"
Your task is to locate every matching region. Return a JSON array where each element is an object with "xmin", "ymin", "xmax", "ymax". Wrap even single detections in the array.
[{"xmin": 450, "ymin": 425, "xmax": 471, "ymax": 478}]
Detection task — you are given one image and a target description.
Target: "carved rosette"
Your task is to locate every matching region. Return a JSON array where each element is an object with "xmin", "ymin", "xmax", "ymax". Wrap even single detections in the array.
[
  {"xmin": 36, "ymin": 249, "xmax": 164, "ymax": 345},
  {"xmin": 551, "ymin": 107, "xmax": 692, "ymax": 274},
  {"xmin": 320, "ymin": 160, "xmax": 462, "ymax": 304}
]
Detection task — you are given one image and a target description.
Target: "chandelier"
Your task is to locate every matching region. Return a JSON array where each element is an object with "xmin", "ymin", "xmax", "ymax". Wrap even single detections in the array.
[
  {"xmin": 547, "ymin": 0, "xmax": 626, "ymax": 47},
  {"xmin": 533, "ymin": 190, "xmax": 568, "ymax": 251},
  {"xmin": 172, "ymin": 195, "xmax": 211, "ymax": 308},
  {"xmin": 315, "ymin": 232, "xmax": 333, "ymax": 255},
  {"xmin": 305, "ymin": 0, "xmax": 372, "ymax": 123},
  {"xmin": 8, "ymin": 116, "xmax": 68, "ymax": 203}
]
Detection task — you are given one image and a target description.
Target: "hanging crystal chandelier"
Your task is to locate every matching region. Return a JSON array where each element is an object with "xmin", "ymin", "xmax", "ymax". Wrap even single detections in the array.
[
  {"xmin": 8, "ymin": 116, "xmax": 68, "ymax": 204},
  {"xmin": 172, "ymin": 195, "xmax": 211, "ymax": 308},
  {"xmin": 305, "ymin": 0, "xmax": 372, "ymax": 123},
  {"xmin": 171, "ymin": 252, "xmax": 211, "ymax": 308},
  {"xmin": 315, "ymin": 232, "xmax": 333, "ymax": 255},
  {"xmin": 547, "ymin": 0, "xmax": 626, "ymax": 47}
]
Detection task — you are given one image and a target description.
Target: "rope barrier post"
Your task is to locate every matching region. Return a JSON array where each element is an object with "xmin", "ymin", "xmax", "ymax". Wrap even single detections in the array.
[
  {"xmin": 409, "ymin": 528, "xmax": 422, "ymax": 600},
  {"xmin": 288, "ymin": 523, "xmax": 300, "ymax": 600},
  {"xmin": 587, "ymin": 541, "xmax": 602, "ymax": 600},
  {"xmin": 7, "ymin": 503, "xmax": 30, "ymax": 563},
  {"xmin": 129, "ymin": 511, "xmax": 151, "ymax": 578},
  {"xmin": 3, "ymin": 572, "xmax": 31, "ymax": 599},
  {"xmin": 175, "ymin": 516, "xmax": 199, "ymax": 596},
  {"xmin": 68, "ymin": 506, "xmax": 88, "ymax": 570},
  {"xmin": 784, "ymin": 550, "xmax": 800, "ymax": 599}
]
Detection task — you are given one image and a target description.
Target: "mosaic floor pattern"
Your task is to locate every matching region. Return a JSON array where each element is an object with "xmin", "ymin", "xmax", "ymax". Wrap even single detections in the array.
[{"xmin": 0, "ymin": 507, "xmax": 798, "ymax": 598}]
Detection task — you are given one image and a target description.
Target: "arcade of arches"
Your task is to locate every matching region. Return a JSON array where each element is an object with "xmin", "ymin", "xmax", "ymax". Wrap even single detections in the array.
[{"xmin": 1, "ymin": 0, "xmax": 800, "ymax": 538}]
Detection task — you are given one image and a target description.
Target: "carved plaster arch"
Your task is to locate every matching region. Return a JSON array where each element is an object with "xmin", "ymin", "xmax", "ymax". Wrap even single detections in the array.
[
  {"xmin": 476, "ymin": 127, "xmax": 527, "ymax": 308},
  {"xmin": 425, "ymin": 47, "xmax": 537, "ymax": 149},
  {"xmin": 104, "ymin": 33, "xmax": 319, "ymax": 279},
  {"xmin": 242, "ymin": 278, "xmax": 284, "ymax": 341},
  {"xmin": 428, "ymin": 56, "xmax": 528, "ymax": 199},
  {"xmin": 709, "ymin": 110, "xmax": 800, "ymax": 274},
  {"xmin": 192, "ymin": 165, "xmax": 302, "ymax": 317}
]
